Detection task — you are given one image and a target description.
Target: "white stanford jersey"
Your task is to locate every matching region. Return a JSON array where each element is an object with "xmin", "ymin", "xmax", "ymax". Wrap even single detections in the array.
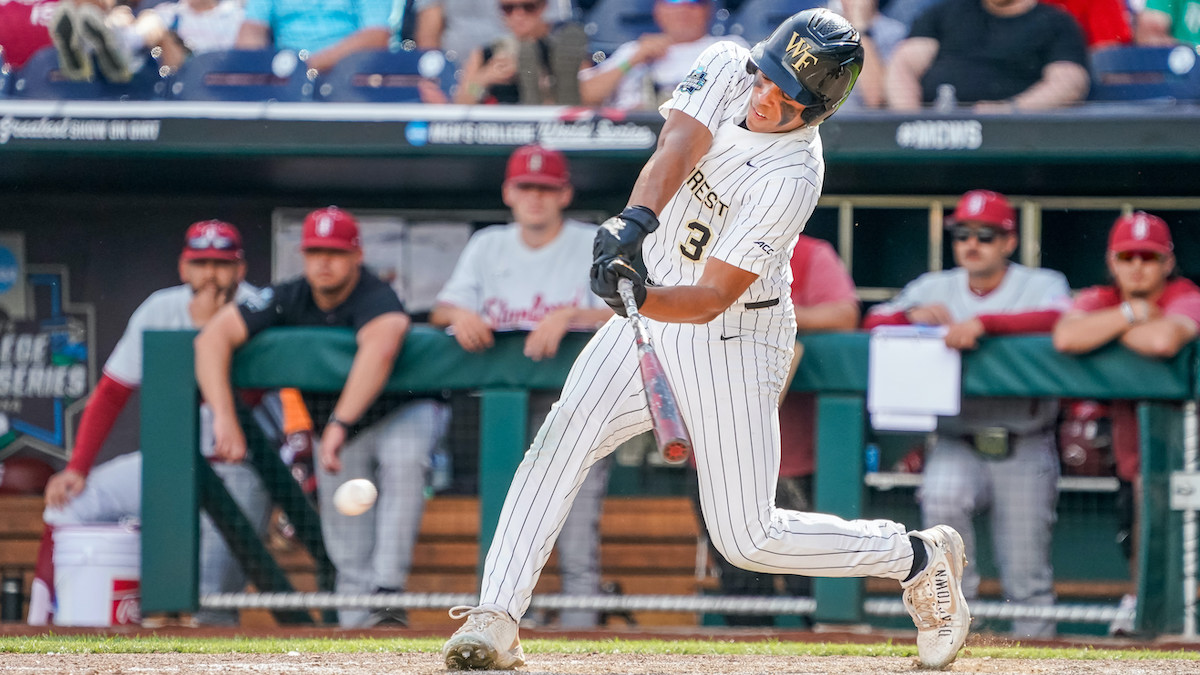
[
  {"xmin": 436, "ymin": 220, "xmax": 605, "ymax": 330},
  {"xmin": 870, "ymin": 264, "xmax": 1071, "ymax": 323},
  {"xmin": 105, "ymin": 283, "xmax": 258, "ymax": 387},
  {"xmin": 644, "ymin": 40, "xmax": 823, "ymax": 315}
]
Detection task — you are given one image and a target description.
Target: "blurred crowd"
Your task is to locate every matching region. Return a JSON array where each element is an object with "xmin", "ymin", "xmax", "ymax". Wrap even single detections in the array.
[{"xmin": 1, "ymin": 0, "xmax": 1199, "ymax": 108}]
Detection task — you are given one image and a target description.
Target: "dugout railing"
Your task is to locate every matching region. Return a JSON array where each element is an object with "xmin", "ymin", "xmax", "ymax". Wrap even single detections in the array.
[{"xmin": 141, "ymin": 327, "xmax": 1197, "ymax": 635}]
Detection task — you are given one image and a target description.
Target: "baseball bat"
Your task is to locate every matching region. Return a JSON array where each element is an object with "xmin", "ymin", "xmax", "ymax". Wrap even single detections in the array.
[{"xmin": 618, "ymin": 277, "xmax": 692, "ymax": 465}]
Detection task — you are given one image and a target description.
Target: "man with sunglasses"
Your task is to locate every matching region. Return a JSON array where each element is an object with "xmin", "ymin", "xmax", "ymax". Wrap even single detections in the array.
[
  {"xmin": 1053, "ymin": 213, "xmax": 1200, "ymax": 630},
  {"xmin": 31, "ymin": 220, "xmax": 274, "ymax": 627},
  {"xmin": 864, "ymin": 189, "xmax": 1071, "ymax": 638},
  {"xmin": 444, "ymin": 9, "xmax": 972, "ymax": 671},
  {"xmin": 431, "ymin": 145, "xmax": 614, "ymax": 628}
]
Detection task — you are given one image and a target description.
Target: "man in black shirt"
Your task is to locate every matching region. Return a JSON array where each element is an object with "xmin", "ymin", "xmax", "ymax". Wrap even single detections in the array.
[
  {"xmin": 196, "ymin": 206, "xmax": 449, "ymax": 627},
  {"xmin": 886, "ymin": 0, "xmax": 1089, "ymax": 111}
]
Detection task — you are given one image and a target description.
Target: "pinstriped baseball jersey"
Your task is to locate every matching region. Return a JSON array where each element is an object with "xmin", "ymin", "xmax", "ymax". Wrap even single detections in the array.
[
  {"xmin": 469, "ymin": 39, "xmax": 923, "ymax": 627},
  {"xmin": 644, "ymin": 40, "xmax": 823, "ymax": 312}
]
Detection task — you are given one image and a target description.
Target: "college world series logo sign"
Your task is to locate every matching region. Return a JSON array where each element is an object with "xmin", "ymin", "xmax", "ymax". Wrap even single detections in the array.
[{"xmin": 0, "ymin": 263, "xmax": 95, "ymax": 463}]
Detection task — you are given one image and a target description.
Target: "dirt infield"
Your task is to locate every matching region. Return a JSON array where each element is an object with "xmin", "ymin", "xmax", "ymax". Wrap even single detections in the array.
[{"xmin": 1, "ymin": 652, "xmax": 1198, "ymax": 674}]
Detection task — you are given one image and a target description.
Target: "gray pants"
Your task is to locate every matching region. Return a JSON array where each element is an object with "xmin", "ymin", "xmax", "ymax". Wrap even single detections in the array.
[
  {"xmin": 919, "ymin": 432, "xmax": 1060, "ymax": 638},
  {"xmin": 315, "ymin": 399, "xmax": 450, "ymax": 628},
  {"xmin": 42, "ymin": 451, "xmax": 272, "ymax": 625}
]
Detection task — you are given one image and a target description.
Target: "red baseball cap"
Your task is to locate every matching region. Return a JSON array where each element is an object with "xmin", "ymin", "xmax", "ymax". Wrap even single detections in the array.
[
  {"xmin": 182, "ymin": 220, "xmax": 243, "ymax": 261},
  {"xmin": 947, "ymin": 189, "xmax": 1017, "ymax": 232},
  {"xmin": 302, "ymin": 206, "xmax": 361, "ymax": 251},
  {"xmin": 1108, "ymin": 211, "xmax": 1173, "ymax": 255},
  {"xmin": 505, "ymin": 144, "xmax": 570, "ymax": 188}
]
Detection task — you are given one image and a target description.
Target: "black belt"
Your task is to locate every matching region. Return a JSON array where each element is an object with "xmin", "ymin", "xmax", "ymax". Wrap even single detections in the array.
[{"xmin": 745, "ymin": 298, "xmax": 780, "ymax": 310}]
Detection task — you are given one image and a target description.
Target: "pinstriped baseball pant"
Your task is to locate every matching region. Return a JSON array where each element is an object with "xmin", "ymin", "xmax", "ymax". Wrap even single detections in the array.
[{"xmin": 480, "ymin": 313, "xmax": 918, "ymax": 621}]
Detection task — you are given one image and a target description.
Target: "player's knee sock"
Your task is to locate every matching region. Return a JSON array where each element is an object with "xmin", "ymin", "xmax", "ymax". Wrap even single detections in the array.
[
  {"xmin": 27, "ymin": 525, "xmax": 55, "ymax": 625},
  {"xmin": 903, "ymin": 535, "xmax": 929, "ymax": 582}
]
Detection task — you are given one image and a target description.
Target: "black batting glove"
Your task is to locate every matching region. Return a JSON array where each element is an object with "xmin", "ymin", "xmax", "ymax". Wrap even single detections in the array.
[
  {"xmin": 590, "ymin": 257, "xmax": 646, "ymax": 318},
  {"xmin": 593, "ymin": 206, "xmax": 660, "ymax": 265}
]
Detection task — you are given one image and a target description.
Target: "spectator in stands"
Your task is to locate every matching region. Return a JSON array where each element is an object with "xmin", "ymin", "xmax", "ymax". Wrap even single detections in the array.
[
  {"xmin": 578, "ymin": 0, "xmax": 746, "ymax": 109},
  {"xmin": 430, "ymin": 145, "xmax": 613, "ymax": 627},
  {"xmin": 706, "ymin": 234, "xmax": 860, "ymax": 625},
  {"xmin": 1052, "ymin": 211, "xmax": 1200, "ymax": 633},
  {"xmin": 1135, "ymin": 0, "xmax": 1200, "ymax": 47},
  {"xmin": 878, "ymin": 0, "xmax": 942, "ymax": 31},
  {"xmin": 451, "ymin": 0, "xmax": 589, "ymax": 104},
  {"xmin": 235, "ymin": 0, "xmax": 393, "ymax": 73},
  {"xmin": 830, "ymin": 0, "xmax": 903, "ymax": 109},
  {"xmin": 864, "ymin": 189, "xmax": 1071, "ymax": 638},
  {"xmin": 123, "ymin": 0, "xmax": 244, "ymax": 70},
  {"xmin": 0, "ymin": 0, "xmax": 61, "ymax": 72},
  {"xmin": 412, "ymin": 0, "xmax": 507, "ymax": 63},
  {"xmin": 1041, "ymin": 0, "xmax": 1132, "ymax": 49},
  {"xmin": 29, "ymin": 220, "xmax": 276, "ymax": 627},
  {"xmin": 195, "ymin": 206, "xmax": 449, "ymax": 629},
  {"xmin": 885, "ymin": 0, "xmax": 1090, "ymax": 111}
]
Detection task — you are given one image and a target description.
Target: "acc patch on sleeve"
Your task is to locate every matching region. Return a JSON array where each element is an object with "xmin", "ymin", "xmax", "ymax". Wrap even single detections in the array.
[{"xmin": 676, "ymin": 67, "xmax": 707, "ymax": 94}]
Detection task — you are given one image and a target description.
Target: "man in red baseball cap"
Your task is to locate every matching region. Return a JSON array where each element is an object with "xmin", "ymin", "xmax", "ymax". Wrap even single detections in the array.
[
  {"xmin": 431, "ymin": 144, "xmax": 613, "ymax": 629},
  {"xmin": 197, "ymin": 205, "xmax": 448, "ymax": 628},
  {"xmin": 1054, "ymin": 213, "xmax": 1200, "ymax": 627},
  {"xmin": 865, "ymin": 188, "xmax": 1072, "ymax": 638},
  {"xmin": 33, "ymin": 218, "xmax": 261, "ymax": 627}
]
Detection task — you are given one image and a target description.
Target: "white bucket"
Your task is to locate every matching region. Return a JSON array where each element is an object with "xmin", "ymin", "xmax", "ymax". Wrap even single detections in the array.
[{"xmin": 52, "ymin": 525, "xmax": 141, "ymax": 627}]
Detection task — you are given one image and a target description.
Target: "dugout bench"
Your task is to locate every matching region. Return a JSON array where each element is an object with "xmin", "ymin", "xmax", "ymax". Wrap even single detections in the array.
[{"xmin": 141, "ymin": 327, "xmax": 1197, "ymax": 634}]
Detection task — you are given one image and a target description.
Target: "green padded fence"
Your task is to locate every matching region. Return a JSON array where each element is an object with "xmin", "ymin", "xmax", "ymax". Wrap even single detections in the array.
[{"xmin": 142, "ymin": 327, "xmax": 1197, "ymax": 632}]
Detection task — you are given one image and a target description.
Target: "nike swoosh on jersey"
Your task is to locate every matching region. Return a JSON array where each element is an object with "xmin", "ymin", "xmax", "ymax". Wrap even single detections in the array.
[{"xmin": 719, "ymin": 334, "xmax": 742, "ymax": 341}]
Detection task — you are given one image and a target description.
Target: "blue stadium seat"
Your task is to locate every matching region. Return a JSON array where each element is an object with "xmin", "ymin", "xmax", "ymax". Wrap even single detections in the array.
[
  {"xmin": 10, "ymin": 46, "xmax": 167, "ymax": 100},
  {"xmin": 169, "ymin": 49, "xmax": 316, "ymax": 101},
  {"xmin": 1089, "ymin": 45, "xmax": 1200, "ymax": 102},
  {"xmin": 0, "ymin": 47, "xmax": 11, "ymax": 99},
  {"xmin": 583, "ymin": 0, "xmax": 660, "ymax": 55},
  {"xmin": 727, "ymin": 0, "xmax": 824, "ymax": 45},
  {"xmin": 316, "ymin": 49, "xmax": 448, "ymax": 102}
]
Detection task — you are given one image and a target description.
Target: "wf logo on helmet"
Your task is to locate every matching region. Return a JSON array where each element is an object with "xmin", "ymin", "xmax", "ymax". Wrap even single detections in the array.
[{"xmin": 785, "ymin": 34, "xmax": 819, "ymax": 72}]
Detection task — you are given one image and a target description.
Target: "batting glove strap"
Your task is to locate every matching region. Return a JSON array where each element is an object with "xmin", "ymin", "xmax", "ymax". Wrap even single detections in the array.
[
  {"xmin": 593, "ymin": 205, "xmax": 660, "ymax": 264},
  {"xmin": 590, "ymin": 257, "xmax": 646, "ymax": 318}
]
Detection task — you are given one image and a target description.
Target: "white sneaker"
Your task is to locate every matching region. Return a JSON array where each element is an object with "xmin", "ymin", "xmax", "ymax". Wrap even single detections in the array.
[
  {"xmin": 442, "ymin": 605, "xmax": 525, "ymax": 670},
  {"xmin": 902, "ymin": 525, "xmax": 971, "ymax": 669}
]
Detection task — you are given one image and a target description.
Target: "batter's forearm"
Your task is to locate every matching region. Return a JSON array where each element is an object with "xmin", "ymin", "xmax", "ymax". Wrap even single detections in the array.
[
  {"xmin": 628, "ymin": 112, "xmax": 712, "ymax": 213},
  {"xmin": 640, "ymin": 285, "xmax": 733, "ymax": 323}
]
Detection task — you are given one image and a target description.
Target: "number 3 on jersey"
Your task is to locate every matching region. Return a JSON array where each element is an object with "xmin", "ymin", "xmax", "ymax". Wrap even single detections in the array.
[{"xmin": 679, "ymin": 220, "xmax": 713, "ymax": 262}]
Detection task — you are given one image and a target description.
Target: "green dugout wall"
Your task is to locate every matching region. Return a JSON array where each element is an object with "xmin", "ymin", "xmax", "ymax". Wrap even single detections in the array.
[{"xmin": 142, "ymin": 327, "xmax": 1197, "ymax": 634}]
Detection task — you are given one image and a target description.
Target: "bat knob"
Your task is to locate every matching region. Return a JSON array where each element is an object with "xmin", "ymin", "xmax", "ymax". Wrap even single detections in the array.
[{"xmin": 662, "ymin": 441, "xmax": 690, "ymax": 465}]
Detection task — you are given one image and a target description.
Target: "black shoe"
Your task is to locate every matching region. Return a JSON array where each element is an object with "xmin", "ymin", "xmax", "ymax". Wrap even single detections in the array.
[{"xmin": 363, "ymin": 606, "xmax": 408, "ymax": 627}]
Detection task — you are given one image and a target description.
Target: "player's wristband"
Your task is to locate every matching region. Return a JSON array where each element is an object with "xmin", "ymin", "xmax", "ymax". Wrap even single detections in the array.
[{"xmin": 327, "ymin": 414, "xmax": 356, "ymax": 431}]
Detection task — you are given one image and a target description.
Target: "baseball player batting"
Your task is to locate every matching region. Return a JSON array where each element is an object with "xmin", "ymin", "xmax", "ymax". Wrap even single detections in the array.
[{"xmin": 443, "ymin": 8, "xmax": 970, "ymax": 671}]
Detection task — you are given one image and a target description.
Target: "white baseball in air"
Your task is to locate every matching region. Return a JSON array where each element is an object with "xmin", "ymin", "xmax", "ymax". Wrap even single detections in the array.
[{"xmin": 333, "ymin": 478, "xmax": 378, "ymax": 516}]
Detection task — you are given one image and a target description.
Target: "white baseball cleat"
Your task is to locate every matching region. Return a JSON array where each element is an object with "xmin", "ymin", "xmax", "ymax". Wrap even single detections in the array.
[
  {"xmin": 442, "ymin": 605, "xmax": 525, "ymax": 670},
  {"xmin": 902, "ymin": 525, "xmax": 971, "ymax": 669}
]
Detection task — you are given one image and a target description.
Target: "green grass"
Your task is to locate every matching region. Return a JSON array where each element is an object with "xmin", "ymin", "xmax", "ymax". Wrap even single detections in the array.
[{"xmin": 1, "ymin": 636, "xmax": 1199, "ymax": 662}]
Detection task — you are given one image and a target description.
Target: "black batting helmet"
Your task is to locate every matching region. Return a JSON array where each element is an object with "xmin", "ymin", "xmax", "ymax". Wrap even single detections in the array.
[{"xmin": 748, "ymin": 8, "xmax": 864, "ymax": 127}]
